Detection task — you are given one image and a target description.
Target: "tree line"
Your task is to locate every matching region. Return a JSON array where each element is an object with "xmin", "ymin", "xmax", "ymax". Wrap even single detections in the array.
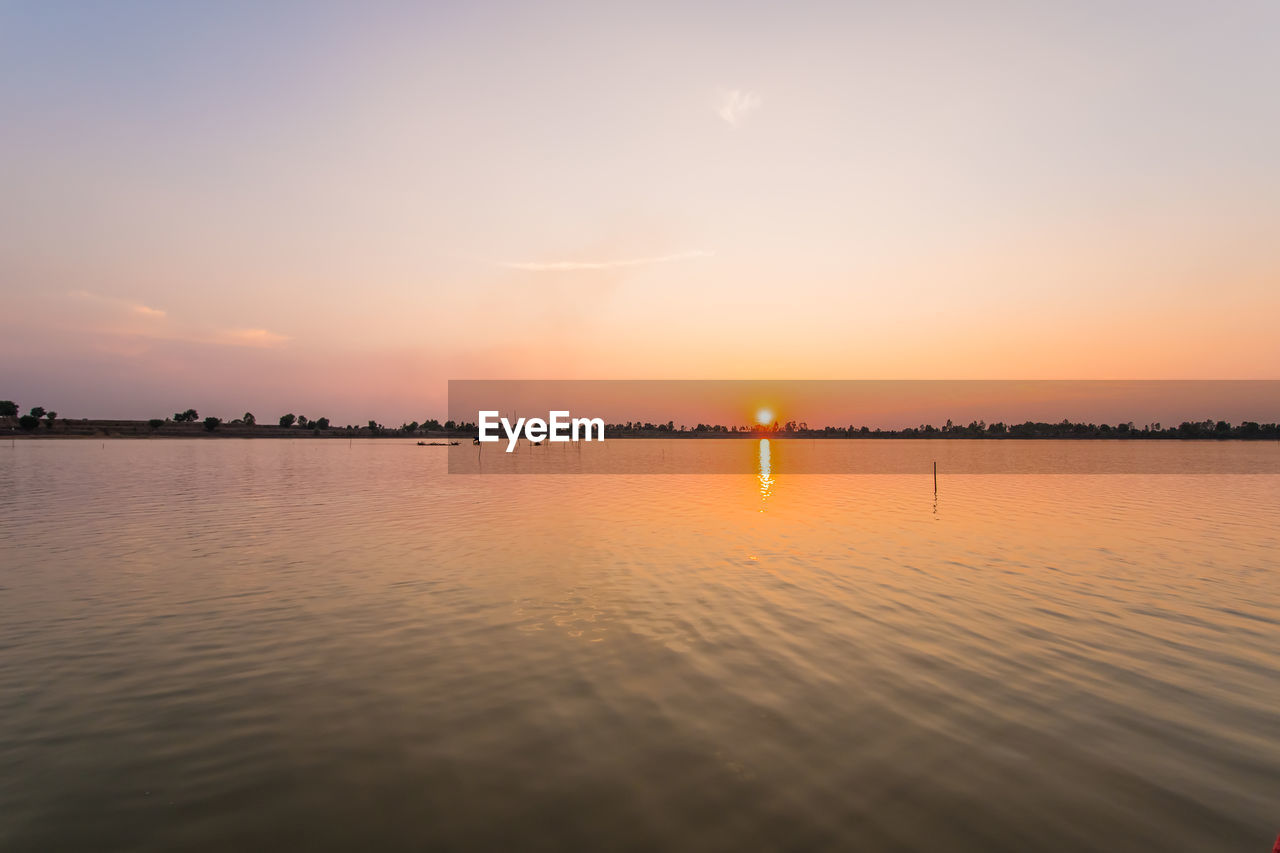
[
  {"xmin": 4, "ymin": 399, "xmax": 1275, "ymax": 438},
  {"xmin": 1, "ymin": 401, "xmax": 57, "ymax": 431},
  {"xmin": 1, "ymin": 400, "xmax": 480, "ymax": 436},
  {"xmin": 601, "ymin": 418, "xmax": 1280, "ymax": 438}
]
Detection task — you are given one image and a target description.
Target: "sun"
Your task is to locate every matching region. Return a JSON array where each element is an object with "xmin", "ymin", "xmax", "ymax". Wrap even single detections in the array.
[{"xmin": 755, "ymin": 408, "xmax": 774, "ymax": 426}]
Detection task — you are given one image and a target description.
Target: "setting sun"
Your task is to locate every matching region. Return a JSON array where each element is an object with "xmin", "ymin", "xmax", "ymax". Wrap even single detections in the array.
[{"xmin": 755, "ymin": 408, "xmax": 773, "ymax": 426}]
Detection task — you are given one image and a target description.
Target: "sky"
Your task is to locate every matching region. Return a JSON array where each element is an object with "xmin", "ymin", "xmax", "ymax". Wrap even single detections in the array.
[{"xmin": 2, "ymin": 0, "xmax": 1279, "ymax": 424}]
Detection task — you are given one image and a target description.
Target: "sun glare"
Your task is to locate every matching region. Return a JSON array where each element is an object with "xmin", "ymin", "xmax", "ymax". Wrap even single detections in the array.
[{"xmin": 755, "ymin": 408, "xmax": 773, "ymax": 426}]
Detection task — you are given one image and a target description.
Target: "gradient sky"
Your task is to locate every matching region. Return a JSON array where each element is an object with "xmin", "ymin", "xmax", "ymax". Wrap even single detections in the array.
[{"xmin": 3, "ymin": 0, "xmax": 1278, "ymax": 423}]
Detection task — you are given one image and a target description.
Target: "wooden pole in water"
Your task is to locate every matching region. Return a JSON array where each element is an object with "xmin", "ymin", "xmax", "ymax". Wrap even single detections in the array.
[{"xmin": 933, "ymin": 460, "xmax": 937, "ymax": 494}]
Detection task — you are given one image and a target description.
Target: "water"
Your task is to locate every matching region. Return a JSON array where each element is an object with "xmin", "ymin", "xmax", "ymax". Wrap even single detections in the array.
[
  {"xmin": 452, "ymin": 434, "xmax": 1280, "ymax": 473},
  {"xmin": 1, "ymin": 439, "xmax": 1277, "ymax": 851}
]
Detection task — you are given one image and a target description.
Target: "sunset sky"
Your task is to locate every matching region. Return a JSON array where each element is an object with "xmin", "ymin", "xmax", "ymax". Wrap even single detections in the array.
[{"xmin": 3, "ymin": 1, "xmax": 1278, "ymax": 423}]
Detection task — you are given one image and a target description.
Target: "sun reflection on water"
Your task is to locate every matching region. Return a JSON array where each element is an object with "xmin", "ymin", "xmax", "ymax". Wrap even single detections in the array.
[{"xmin": 757, "ymin": 439, "xmax": 774, "ymax": 509}]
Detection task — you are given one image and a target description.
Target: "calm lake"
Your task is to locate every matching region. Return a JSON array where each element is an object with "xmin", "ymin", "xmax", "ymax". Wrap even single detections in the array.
[{"xmin": 2, "ymin": 439, "xmax": 1277, "ymax": 851}]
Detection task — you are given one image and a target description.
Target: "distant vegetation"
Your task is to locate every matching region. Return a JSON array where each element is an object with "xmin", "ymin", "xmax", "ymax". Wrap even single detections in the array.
[
  {"xmin": 7, "ymin": 403, "xmax": 58, "ymax": 431},
  {"xmin": 2, "ymin": 399, "xmax": 1276, "ymax": 439},
  {"xmin": 600, "ymin": 418, "xmax": 1280, "ymax": 439}
]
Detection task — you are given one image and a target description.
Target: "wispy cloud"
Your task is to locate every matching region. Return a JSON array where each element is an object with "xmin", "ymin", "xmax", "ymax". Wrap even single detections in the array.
[
  {"xmin": 218, "ymin": 328, "xmax": 291, "ymax": 347},
  {"xmin": 66, "ymin": 291, "xmax": 287, "ymax": 348},
  {"xmin": 716, "ymin": 89, "xmax": 761, "ymax": 126},
  {"xmin": 499, "ymin": 250, "xmax": 714, "ymax": 272},
  {"xmin": 71, "ymin": 289, "xmax": 166, "ymax": 319}
]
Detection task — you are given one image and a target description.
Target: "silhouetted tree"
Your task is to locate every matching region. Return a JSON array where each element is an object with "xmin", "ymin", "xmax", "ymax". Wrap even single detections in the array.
[
  {"xmin": 204, "ymin": 417, "xmax": 220, "ymax": 432},
  {"xmin": 296, "ymin": 415, "xmax": 309, "ymax": 429},
  {"xmin": 315, "ymin": 417, "xmax": 330, "ymax": 430},
  {"xmin": 148, "ymin": 418, "xmax": 164, "ymax": 430},
  {"xmin": 44, "ymin": 411, "xmax": 57, "ymax": 428},
  {"xmin": 173, "ymin": 408, "xmax": 198, "ymax": 423},
  {"xmin": 19, "ymin": 415, "xmax": 40, "ymax": 431},
  {"xmin": 279, "ymin": 413, "xmax": 296, "ymax": 428},
  {"xmin": 29, "ymin": 406, "xmax": 46, "ymax": 419},
  {"xmin": 243, "ymin": 412, "xmax": 256, "ymax": 426},
  {"xmin": 0, "ymin": 401, "xmax": 16, "ymax": 418}
]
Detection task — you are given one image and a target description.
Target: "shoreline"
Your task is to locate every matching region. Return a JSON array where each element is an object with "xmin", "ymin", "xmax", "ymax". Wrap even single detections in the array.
[{"xmin": 4, "ymin": 422, "xmax": 1278, "ymax": 442}]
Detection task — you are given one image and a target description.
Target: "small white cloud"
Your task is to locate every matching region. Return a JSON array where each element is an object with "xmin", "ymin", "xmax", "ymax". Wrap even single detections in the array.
[
  {"xmin": 716, "ymin": 89, "xmax": 761, "ymax": 126},
  {"xmin": 219, "ymin": 328, "xmax": 290, "ymax": 347},
  {"xmin": 499, "ymin": 250, "xmax": 714, "ymax": 272},
  {"xmin": 67, "ymin": 291, "xmax": 289, "ymax": 348},
  {"xmin": 70, "ymin": 289, "xmax": 166, "ymax": 319}
]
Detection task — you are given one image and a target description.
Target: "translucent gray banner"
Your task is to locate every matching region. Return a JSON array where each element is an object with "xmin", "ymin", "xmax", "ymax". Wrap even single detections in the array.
[{"xmin": 446, "ymin": 380, "xmax": 1280, "ymax": 473}]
